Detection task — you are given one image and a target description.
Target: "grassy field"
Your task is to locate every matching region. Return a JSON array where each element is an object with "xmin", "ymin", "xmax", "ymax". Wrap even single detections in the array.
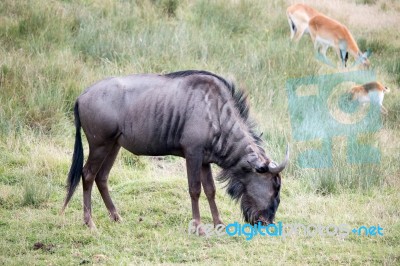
[{"xmin": 0, "ymin": 0, "xmax": 399, "ymax": 264}]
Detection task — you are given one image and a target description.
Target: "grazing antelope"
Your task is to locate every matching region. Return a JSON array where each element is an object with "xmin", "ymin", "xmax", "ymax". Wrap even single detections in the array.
[
  {"xmin": 286, "ymin": 3, "xmax": 320, "ymax": 42},
  {"xmin": 350, "ymin": 81, "xmax": 390, "ymax": 114},
  {"xmin": 308, "ymin": 14, "xmax": 371, "ymax": 68}
]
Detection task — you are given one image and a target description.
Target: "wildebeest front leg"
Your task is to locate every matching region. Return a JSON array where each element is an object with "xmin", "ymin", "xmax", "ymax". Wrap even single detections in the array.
[
  {"xmin": 185, "ymin": 151, "xmax": 204, "ymax": 235},
  {"xmin": 201, "ymin": 164, "xmax": 224, "ymax": 226},
  {"xmin": 95, "ymin": 143, "xmax": 122, "ymax": 222}
]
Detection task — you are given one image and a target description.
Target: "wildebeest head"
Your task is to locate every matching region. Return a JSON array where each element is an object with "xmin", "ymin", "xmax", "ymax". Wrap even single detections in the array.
[{"xmin": 219, "ymin": 145, "xmax": 289, "ymax": 225}]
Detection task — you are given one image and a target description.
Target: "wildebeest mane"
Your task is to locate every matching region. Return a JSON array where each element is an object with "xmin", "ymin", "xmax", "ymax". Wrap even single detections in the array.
[
  {"xmin": 218, "ymin": 167, "xmax": 247, "ymax": 201},
  {"xmin": 165, "ymin": 70, "xmax": 249, "ymax": 119},
  {"xmin": 165, "ymin": 70, "xmax": 261, "ymax": 145}
]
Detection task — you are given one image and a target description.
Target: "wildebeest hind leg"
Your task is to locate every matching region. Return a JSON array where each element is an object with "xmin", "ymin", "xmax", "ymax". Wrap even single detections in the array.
[
  {"xmin": 82, "ymin": 143, "xmax": 116, "ymax": 229},
  {"xmin": 95, "ymin": 142, "xmax": 122, "ymax": 222},
  {"xmin": 201, "ymin": 164, "xmax": 224, "ymax": 226}
]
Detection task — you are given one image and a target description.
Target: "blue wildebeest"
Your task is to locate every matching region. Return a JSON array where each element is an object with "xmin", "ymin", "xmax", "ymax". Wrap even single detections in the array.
[{"xmin": 62, "ymin": 70, "xmax": 289, "ymax": 230}]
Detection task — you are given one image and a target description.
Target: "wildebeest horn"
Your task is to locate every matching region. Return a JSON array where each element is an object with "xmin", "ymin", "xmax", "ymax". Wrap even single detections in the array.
[{"xmin": 268, "ymin": 144, "xmax": 289, "ymax": 174}]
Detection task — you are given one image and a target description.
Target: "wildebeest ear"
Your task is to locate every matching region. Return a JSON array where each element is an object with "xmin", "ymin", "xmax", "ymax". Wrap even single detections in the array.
[{"xmin": 246, "ymin": 151, "xmax": 268, "ymax": 173}]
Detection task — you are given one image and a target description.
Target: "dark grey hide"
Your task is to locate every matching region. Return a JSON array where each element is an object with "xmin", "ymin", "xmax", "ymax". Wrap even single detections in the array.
[{"xmin": 62, "ymin": 70, "xmax": 289, "ymax": 230}]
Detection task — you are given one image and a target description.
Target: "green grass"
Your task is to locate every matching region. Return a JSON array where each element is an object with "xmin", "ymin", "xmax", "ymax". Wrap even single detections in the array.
[{"xmin": 0, "ymin": 0, "xmax": 399, "ymax": 264}]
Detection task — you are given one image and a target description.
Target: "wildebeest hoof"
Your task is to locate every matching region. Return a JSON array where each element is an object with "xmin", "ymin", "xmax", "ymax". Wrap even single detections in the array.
[
  {"xmin": 214, "ymin": 220, "xmax": 225, "ymax": 227},
  {"xmin": 110, "ymin": 213, "xmax": 122, "ymax": 222},
  {"xmin": 197, "ymin": 228, "xmax": 206, "ymax": 236},
  {"xmin": 84, "ymin": 219, "xmax": 97, "ymax": 231},
  {"xmin": 89, "ymin": 224, "xmax": 98, "ymax": 232},
  {"xmin": 195, "ymin": 224, "xmax": 206, "ymax": 236}
]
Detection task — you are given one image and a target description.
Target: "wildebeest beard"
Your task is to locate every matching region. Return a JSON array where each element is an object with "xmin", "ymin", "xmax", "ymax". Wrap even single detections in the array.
[
  {"xmin": 240, "ymin": 193, "xmax": 279, "ymax": 225},
  {"xmin": 217, "ymin": 167, "xmax": 281, "ymax": 225}
]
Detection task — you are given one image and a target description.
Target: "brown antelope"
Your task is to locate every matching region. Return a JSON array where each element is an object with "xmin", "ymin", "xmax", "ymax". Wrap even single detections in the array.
[
  {"xmin": 350, "ymin": 81, "xmax": 390, "ymax": 114},
  {"xmin": 286, "ymin": 3, "xmax": 320, "ymax": 42},
  {"xmin": 308, "ymin": 14, "xmax": 371, "ymax": 68}
]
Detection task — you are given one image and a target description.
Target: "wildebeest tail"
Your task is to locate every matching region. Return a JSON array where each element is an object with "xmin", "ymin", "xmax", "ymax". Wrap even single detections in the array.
[{"xmin": 62, "ymin": 101, "xmax": 84, "ymax": 212}]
